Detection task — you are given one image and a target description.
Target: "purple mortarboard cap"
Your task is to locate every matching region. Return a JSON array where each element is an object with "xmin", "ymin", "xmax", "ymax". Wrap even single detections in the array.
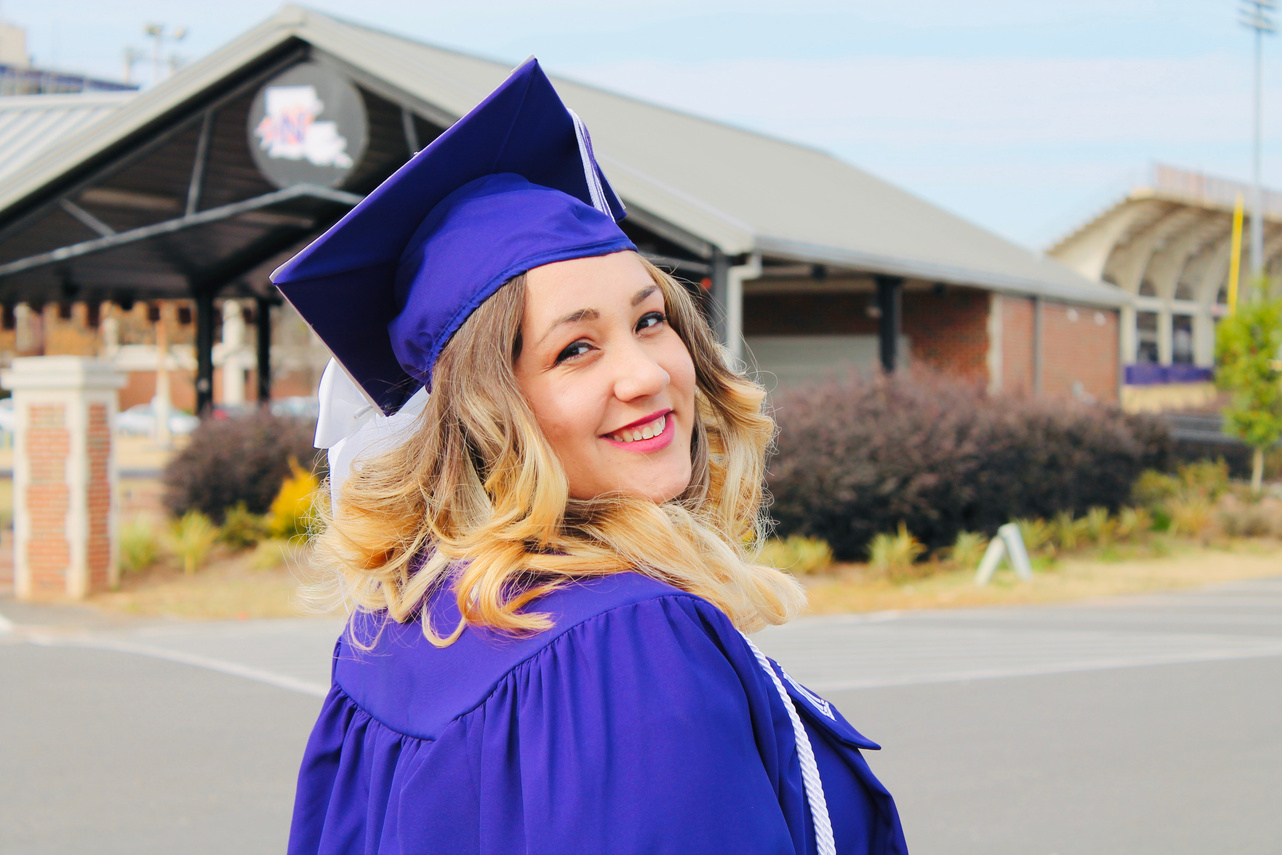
[{"xmin": 271, "ymin": 58, "xmax": 636, "ymax": 414}]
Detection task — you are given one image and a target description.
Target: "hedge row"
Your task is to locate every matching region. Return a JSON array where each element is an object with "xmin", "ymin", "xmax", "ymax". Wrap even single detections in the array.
[
  {"xmin": 160, "ymin": 374, "xmax": 1175, "ymax": 563},
  {"xmin": 766, "ymin": 370, "xmax": 1172, "ymax": 561}
]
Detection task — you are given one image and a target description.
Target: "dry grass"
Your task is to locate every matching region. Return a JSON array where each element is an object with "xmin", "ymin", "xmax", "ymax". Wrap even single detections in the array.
[
  {"xmin": 0, "ymin": 477, "xmax": 13, "ymax": 521},
  {"xmin": 90, "ymin": 543, "xmax": 336, "ymax": 621},
  {"xmin": 802, "ymin": 537, "xmax": 1282, "ymax": 614},
  {"xmin": 84, "ymin": 533, "xmax": 1282, "ymax": 622}
]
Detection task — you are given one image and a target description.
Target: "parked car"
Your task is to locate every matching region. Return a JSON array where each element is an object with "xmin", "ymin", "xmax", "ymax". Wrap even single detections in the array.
[
  {"xmin": 0, "ymin": 398, "xmax": 14, "ymax": 435},
  {"xmin": 116, "ymin": 403, "xmax": 200, "ymax": 437},
  {"xmin": 210, "ymin": 403, "xmax": 254, "ymax": 421},
  {"xmin": 270, "ymin": 396, "xmax": 321, "ymax": 420}
]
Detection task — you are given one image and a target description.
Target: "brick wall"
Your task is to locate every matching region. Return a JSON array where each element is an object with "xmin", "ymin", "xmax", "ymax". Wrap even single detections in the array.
[
  {"xmin": 119, "ymin": 367, "xmax": 197, "ymax": 411},
  {"xmin": 743, "ymin": 291, "xmax": 877, "ymax": 336},
  {"xmin": 44, "ymin": 304, "xmax": 103, "ymax": 356},
  {"xmin": 1001, "ymin": 297, "xmax": 1035, "ymax": 395},
  {"xmin": 903, "ymin": 289, "xmax": 989, "ymax": 381},
  {"xmin": 86, "ymin": 403, "xmax": 111, "ymax": 591},
  {"xmin": 741, "ymin": 288, "xmax": 1118, "ymax": 402},
  {"xmin": 25, "ymin": 403, "xmax": 70, "ymax": 594},
  {"xmin": 999, "ymin": 296, "xmax": 1119, "ymax": 402},
  {"xmin": 743, "ymin": 286, "xmax": 991, "ymax": 380},
  {"xmin": 117, "ymin": 366, "xmax": 320, "ymax": 410},
  {"xmin": 1, "ymin": 300, "xmax": 328, "ymax": 409},
  {"xmin": 1042, "ymin": 302, "xmax": 1119, "ymax": 402}
]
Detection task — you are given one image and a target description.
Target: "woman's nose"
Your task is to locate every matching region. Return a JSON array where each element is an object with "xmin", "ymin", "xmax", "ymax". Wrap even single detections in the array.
[{"xmin": 612, "ymin": 345, "xmax": 670, "ymax": 401}]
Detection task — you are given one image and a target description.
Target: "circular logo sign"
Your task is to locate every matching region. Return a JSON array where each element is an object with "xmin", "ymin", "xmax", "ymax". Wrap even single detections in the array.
[{"xmin": 247, "ymin": 62, "xmax": 369, "ymax": 190}]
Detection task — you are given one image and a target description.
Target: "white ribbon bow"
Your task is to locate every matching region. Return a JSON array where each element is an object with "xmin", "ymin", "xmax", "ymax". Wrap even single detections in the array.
[{"xmin": 315, "ymin": 358, "xmax": 429, "ymax": 510}]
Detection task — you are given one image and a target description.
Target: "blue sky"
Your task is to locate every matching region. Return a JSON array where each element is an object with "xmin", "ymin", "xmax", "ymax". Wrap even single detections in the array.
[{"xmin": 6, "ymin": 1, "xmax": 1281, "ymax": 250}]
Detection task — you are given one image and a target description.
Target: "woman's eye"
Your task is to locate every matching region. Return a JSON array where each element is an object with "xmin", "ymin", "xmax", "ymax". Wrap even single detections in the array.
[
  {"xmin": 555, "ymin": 341, "xmax": 592, "ymax": 364},
  {"xmin": 637, "ymin": 311, "xmax": 666, "ymax": 332}
]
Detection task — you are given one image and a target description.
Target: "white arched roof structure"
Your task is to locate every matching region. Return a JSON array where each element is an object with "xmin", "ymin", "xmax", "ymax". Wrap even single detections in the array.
[{"xmin": 1047, "ymin": 164, "xmax": 1280, "ymax": 374}]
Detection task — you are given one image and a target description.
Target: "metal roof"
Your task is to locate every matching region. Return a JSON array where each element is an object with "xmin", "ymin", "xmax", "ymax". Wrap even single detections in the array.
[
  {"xmin": 0, "ymin": 92, "xmax": 134, "ymax": 186},
  {"xmin": 0, "ymin": 5, "xmax": 1127, "ymax": 308}
]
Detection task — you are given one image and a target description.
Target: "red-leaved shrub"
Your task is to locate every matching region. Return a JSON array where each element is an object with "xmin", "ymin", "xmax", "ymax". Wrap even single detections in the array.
[
  {"xmin": 162, "ymin": 411, "xmax": 323, "ymax": 522},
  {"xmin": 766, "ymin": 370, "xmax": 1169, "ymax": 560}
]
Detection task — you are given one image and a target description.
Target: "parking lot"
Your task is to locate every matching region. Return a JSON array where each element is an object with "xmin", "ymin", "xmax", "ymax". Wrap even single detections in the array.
[{"xmin": 3, "ymin": 576, "xmax": 1281, "ymax": 854}]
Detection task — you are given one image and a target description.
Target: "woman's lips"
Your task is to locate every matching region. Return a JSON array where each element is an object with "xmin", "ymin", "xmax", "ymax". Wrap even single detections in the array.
[
  {"xmin": 608, "ymin": 409, "xmax": 670, "ymax": 435},
  {"xmin": 602, "ymin": 411, "xmax": 675, "ymax": 452}
]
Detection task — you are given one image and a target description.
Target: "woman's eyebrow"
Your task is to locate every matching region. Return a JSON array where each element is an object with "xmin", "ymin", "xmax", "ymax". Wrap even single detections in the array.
[
  {"xmin": 536, "ymin": 308, "xmax": 599, "ymax": 348},
  {"xmin": 535, "ymin": 286, "xmax": 659, "ymax": 349},
  {"xmin": 633, "ymin": 285, "xmax": 659, "ymax": 306}
]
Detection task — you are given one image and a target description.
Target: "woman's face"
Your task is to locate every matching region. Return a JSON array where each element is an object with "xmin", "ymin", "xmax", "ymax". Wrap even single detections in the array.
[{"xmin": 514, "ymin": 251, "xmax": 696, "ymax": 502}]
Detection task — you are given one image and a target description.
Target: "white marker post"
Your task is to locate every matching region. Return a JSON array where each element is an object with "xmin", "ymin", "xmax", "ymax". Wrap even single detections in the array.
[{"xmin": 974, "ymin": 523, "xmax": 1034, "ymax": 586}]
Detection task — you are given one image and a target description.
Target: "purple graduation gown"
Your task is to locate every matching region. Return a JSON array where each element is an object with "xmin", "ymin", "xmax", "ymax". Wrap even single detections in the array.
[{"xmin": 289, "ymin": 573, "xmax": 909, "ymax": 854}]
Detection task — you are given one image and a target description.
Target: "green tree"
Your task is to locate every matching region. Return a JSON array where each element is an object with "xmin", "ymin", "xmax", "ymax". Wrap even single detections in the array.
[{"xmin": 1215, "ymin": 280, "xmax": 1282, "ymax": 491}]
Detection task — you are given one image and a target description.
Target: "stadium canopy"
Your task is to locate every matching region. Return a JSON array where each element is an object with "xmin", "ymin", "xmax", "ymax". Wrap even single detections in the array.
[
  {"xmin": 1048, "ymin": 164, "xmax": 1282, "ymax": 372},
  {"xmin": 0, "ymin": 5, "xmax": 1125, "ymax": 412}
]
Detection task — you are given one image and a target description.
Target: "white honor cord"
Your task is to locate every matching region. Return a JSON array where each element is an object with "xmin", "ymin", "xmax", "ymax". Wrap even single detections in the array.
[{"xmin": 740, "ymin": 633, "xmax": 836, "ymax": 855}]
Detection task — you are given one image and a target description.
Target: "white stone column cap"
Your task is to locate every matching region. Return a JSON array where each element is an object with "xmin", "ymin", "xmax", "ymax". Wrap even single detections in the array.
[{"xmin": 1, "ymin": 356, "xmax": 126, "ymax": 392}]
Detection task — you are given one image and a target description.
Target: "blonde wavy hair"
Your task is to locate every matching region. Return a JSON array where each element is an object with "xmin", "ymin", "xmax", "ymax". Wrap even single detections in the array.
[{"xmin": 312, "ymin": 255, "xmax": 805, "ymax": 644}]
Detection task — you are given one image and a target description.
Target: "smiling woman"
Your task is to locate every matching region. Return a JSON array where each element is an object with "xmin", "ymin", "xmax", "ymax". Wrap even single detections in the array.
[
  {"xmin": 316, "ymin": 248, "xmax": 790, "ymax": 640},
  {"xmin": 515, "ymin": 251, "xmax": 696, "ymax": 502},
  {"xmin": 276, "ymin": 60, "xmax": 908, "ymax": 855}
]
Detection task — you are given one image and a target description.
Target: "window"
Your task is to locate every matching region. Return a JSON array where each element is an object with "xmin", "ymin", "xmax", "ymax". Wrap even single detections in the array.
[
  {"xmin": 1136, "ymin": 311, "xmax": 1159, "ymax": 363},
  {"xmin": 1172, "ymin": 315, "xmax": 1194, "ymax": 364}
]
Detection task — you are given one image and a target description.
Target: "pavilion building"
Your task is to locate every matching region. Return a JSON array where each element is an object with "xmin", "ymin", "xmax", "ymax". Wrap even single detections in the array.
[{"xmin": 0, "ymin": 5, "xmax": 1130, "ymax": 413}]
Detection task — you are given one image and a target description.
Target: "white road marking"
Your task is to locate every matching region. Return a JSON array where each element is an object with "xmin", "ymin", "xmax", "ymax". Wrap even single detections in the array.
[
  {"xmin": 754, "ymin": 576, "xmax": 1282, "ymax": 690},
  {"xmin": 5, "ymin": 575, "xmax": 1281, "ymax": 697},
  {"xmin": 24, "ymin": 631, "xmax": 330, "ymax": 697},
  {"xmin": 797, "ymin": 644, "xmax": 1282, "ymax": 691}
]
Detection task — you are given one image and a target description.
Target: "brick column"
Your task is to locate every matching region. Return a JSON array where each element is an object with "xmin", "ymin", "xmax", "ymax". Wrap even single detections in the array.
[{"xmin": 1, "ymin": 357, "xmax": 124, "ymax": 600}]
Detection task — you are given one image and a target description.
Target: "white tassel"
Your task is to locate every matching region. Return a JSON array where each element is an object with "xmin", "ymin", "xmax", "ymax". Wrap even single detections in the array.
[{"xmin": 568, "ymin": 108, "xmax": 610, "ymax": 214}]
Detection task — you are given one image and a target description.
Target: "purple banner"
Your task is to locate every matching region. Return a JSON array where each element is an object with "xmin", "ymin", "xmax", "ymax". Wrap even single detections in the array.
[{"xmin": 1124, "ymin": 364, "xmax": 1215, "ymax": 385}]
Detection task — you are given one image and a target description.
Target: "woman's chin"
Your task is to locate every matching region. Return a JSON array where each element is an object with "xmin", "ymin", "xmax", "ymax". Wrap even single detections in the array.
[{"xmin": 571, "ymin": 462, "xmax": 693, "ymax": 504}]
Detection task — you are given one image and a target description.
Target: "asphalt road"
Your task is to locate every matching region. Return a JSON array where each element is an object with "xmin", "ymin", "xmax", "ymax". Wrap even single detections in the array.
[{"xmin": 3, "ymin": 576, "xmax": 1281, "ymax": 854}]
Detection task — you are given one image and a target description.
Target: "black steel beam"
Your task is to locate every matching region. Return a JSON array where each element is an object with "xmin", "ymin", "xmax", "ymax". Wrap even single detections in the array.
[
  {"xmin": 188, "ymin": 225, "xmax": 315, "ymax": 294},
  {"xmin": 708, "ymin": 247, "xmax": 730, "ymax": 347},
  {"xmin": 0, "ymin": 42, "xmax": 308, "ymax": 244},
  {"xmin": 401, "ymin": 106, "xmax": 420, "ymax": 156},
  {"xmin": 256, "ymin": 297, "xmax": 274, "ymax": 405},
  {"xmin": 195, "ymin": 289, "xmax": 216, "ymax": 415},
  {"xmin": 58, "ymin": 199, "xmax": 116, "ymax": 238},
  {"xmin": 0, "ymin": 184, "xmax": 362, "ymax": 280},
  {"xmin": 185, "ymin": 110, "xmax": 215, "ymax": 217},
  {"xmin": 875, "ymin": 274, "xmax": 903, "ymax": 373}
]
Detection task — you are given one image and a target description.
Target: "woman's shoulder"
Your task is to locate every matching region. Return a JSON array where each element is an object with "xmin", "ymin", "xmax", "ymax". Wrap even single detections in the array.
[
  {"xmin": 332, "ymin": 572, "xmax": 744, "ymax": 741},
  {"xmin": 529, "ymin": 571, "xmax": 707, "ymax": 627}
]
